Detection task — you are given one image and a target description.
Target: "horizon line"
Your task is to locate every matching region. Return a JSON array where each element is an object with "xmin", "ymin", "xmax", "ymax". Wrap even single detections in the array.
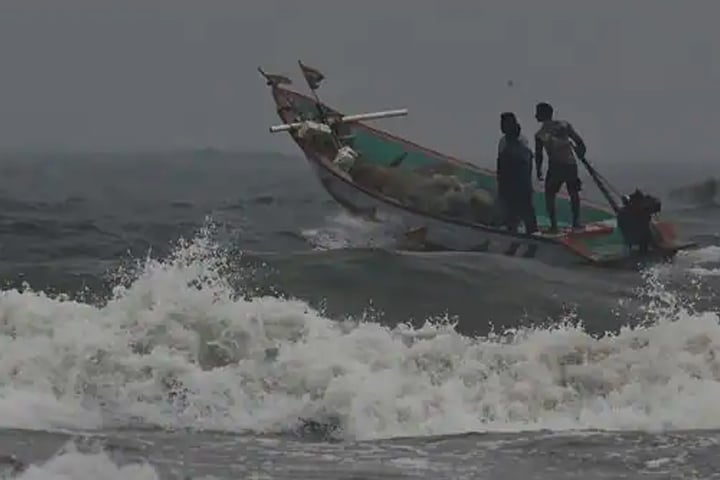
[{"xmin": 0, "ymin": 146, "xmax": 302, "ymax": 158}]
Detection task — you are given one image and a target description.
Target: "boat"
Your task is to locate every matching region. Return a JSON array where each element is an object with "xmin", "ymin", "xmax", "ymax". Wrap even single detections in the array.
[{"xmin": 258, "ymin": 62, "xmax": 697, "ymax": 268}]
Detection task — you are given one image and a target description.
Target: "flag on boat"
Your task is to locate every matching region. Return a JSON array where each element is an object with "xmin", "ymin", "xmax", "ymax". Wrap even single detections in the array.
[
  {"xmin": 265, "ymin": 73, "xmax": 292, "ymax": 86},
  {"xmin": 258, "ymin": 67, "xmax": 292, "ymax": 86},
  {"xmin": 298, "ymin": 61, "xmax": 324, "ymax": 90}
]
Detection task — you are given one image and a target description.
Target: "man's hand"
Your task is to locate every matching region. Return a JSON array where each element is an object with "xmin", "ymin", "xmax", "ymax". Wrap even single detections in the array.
[
  {"xmin": 575, "ymin": 144, "xmax": 587, "ymax": 158},
  {"xmin": 537, "ymin": 172, "xmax": 544, "ymax": 182}
]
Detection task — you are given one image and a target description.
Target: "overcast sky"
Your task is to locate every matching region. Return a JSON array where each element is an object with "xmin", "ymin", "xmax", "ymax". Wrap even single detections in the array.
[{"xmin": 0, "ymin": 0, "xmax": 718, "ymax": 167}]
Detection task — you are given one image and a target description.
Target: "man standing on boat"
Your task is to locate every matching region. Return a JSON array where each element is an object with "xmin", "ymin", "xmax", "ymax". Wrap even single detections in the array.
[
  {"xmin": 533, "ymin": 102, "xmax": 586, "ymax": 233},
  {"xmin": 497, "ymin": 112, "xmax": 538, "ymax": 234}
]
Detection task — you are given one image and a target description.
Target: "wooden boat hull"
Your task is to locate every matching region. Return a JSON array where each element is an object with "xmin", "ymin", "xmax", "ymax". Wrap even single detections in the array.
[
  {"xmin": 265, "ymin": 82, "xmax": 696, "ymax": 268},
  {"xmin": 306, "ymin": 154, "xmax": 597, "ymax": 266}
]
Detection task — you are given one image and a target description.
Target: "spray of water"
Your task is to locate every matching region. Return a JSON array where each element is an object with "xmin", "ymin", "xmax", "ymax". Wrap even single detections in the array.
[
  {"xmin": 0, "ymin": 224, "xmax": 719, "ymax": 441},
  {"xmin": 300, "ymin": 211, "xmax": 398, "ymax": 250},
  {"xmin": 7, "ymin": 442, "xmax": 161, "ymax": 480}
]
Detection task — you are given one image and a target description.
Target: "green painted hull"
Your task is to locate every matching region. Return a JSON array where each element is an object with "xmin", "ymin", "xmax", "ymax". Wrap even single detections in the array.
[{"xmin": 268, "ymin": 85, "xmax": 693, "ymax": 266}]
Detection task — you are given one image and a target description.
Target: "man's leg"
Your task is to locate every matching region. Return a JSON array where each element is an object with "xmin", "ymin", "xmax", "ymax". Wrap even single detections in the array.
[
  {"xmin": 505, "ymin": 204, "xmax": 520, "ymax": 233},
  {"xmin": 569, "ymin": 190, "xmax": 581, "ymax": 228},
  {"xmin": 567, "ymin": 165, "xmax": 582, "ymax": 228},
  {"xmin": 545, "ymin": 172, "xmax": 561, "ymax": 232},
  {"xmin": 526, "ymin": 210, "xmax": 538, "ymax": 234},
  {"xmin": 522, "ymin": 191, "xmax": 538, "ymax": 234}
]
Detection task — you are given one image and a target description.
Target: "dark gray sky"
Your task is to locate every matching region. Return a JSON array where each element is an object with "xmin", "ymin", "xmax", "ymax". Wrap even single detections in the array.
[{"xmin": 0, "ymin": 0, "xmax": 718, "ymax": 166}]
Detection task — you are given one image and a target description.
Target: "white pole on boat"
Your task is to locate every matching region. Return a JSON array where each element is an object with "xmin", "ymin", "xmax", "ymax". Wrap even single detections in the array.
[
  {"xmin": 339, "ymin": 109, "xmax": 408, "ymax": 123},
  {"xmin": 269, "ymin": 108, "xmax": 408, "ymax": 133}
]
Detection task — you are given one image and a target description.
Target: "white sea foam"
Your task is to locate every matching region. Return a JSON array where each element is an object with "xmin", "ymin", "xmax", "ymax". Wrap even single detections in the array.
[
  {"xmin": 9, "ymin": 444, "xmax": 161, "ymax": 480},
  {"xmin": 678, "ymin": 245, "xmax": 720, "ymax": 277},
  {"xmin": 300, "ymin": 211, "xmax": 399, "ymax": 250},
  {"xmin": 0, "ymin": 229, "xmax": 719, "ymax": 441},
  {"xmin": 688, "ymin": 267, "xmax": 720, "ymax": 277},
  {"xmin": 678, "ymin": 245, "xmax": 720, "ymax": 265}
]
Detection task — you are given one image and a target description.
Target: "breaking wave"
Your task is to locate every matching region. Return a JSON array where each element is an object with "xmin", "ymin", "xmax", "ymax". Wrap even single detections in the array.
[
  {"xmin": 3, "ymin": 443, "xmax": 161, "ymax": 480},
  {"xmin": 0, "ymin": 227, "xmax": 719, "ymax": 441},
  {"xmin": 678, "ymin": 245, "xmax": 720, "ymax": 278}
]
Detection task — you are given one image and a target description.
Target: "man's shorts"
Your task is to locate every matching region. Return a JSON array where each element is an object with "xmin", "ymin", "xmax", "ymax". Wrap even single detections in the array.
[{"xmin": 546, "ymin": 163, "xmax": 581, "ymax": 194}]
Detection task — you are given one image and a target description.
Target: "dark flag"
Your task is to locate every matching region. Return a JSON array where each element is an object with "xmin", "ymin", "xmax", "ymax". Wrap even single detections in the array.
[
  {"xmin": 298, "ymin": 61, "xmax": 325, "ymax": 90},
  {"xmin": 258, "ymin": 67, "xmax": 292, "ymax": 87}
]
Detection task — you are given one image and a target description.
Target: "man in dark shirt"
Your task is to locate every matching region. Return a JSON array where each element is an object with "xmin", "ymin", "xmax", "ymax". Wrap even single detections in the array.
[
  {"xmin": 534, "ymin": 102, "xmax": 586, "ymax": 233},
  {"xmin": 497, "ymin": 112, "xmax": 538, "ymax": 234}
]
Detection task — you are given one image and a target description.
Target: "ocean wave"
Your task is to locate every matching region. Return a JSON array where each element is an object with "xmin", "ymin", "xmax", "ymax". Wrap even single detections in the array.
[
  {"xmin": 5, "ymin": 442, "xmax": 161, "ymax": 480},
  {"xmin": 0, "ymin": 227, "xmax": 719, "ymax": 441}
]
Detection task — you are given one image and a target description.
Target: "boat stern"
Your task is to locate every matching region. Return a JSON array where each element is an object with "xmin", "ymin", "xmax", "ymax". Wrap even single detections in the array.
[{"xmin": 652, "ymin": 219, "xmax": 698, "ymax": 253}]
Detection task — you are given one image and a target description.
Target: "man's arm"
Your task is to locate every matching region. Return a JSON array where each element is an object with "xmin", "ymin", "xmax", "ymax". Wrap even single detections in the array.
[
  {"xmin": 496, "ymin": 145, "xmax": 506, "ymax": 198},
  {"xmin": 534, "ymin": 134, "xmax": 544, "ymax": 180},
  {"xmin": 521, "ymin": 134, "xmax": 534, "ymax": 168},
  {"xmin": 567, "ymin": 122, "xmax": 586, "ymax": 158}
]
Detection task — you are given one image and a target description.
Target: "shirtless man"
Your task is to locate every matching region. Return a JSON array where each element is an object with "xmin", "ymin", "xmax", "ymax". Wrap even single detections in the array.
[{"xmin": 534, "ymin": 102, "xmax": 586, "ymax": 233}]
